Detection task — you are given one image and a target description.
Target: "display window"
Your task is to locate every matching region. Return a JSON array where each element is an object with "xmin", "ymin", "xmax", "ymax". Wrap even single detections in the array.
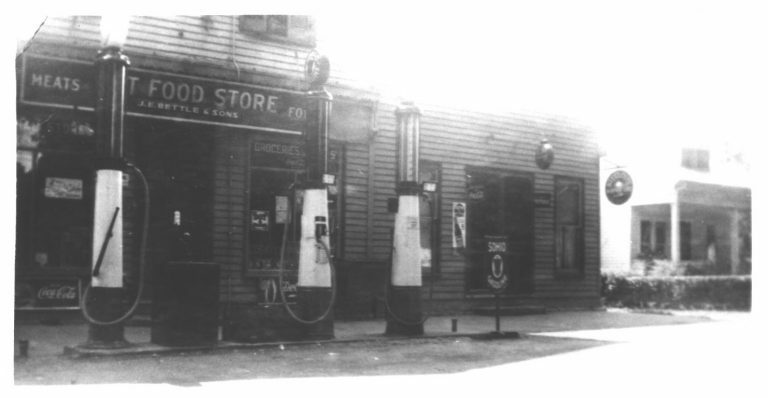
[
  {"xmin": 246, "ymin": 135, "xmax": 343, "ymax": 304},
  {"xmin": 16, "ymin": 110, "xmax": 98, "ymax": 274}
]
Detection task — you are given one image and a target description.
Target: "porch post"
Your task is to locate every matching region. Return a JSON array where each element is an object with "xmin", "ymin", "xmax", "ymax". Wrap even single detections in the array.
[
  {"xmin": 730, "ymin": 209, "xmax": 740, "ymax": 274},
  {"xmin": 670, "ymin": 197, "xmax": 680, "ymax": 265}
]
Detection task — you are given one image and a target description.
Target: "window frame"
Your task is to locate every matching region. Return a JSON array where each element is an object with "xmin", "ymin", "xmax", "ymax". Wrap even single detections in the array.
[
  {"xmin": 554, "ymin": 175, "xmax": 585, "ymax": 278},
  {"xmin": 243, "ymin": 135, "xmax": 345, "ymax": 279},
  {"xmin": 419, "ymin": 160, "xmax": 441, "ymax": 280}
]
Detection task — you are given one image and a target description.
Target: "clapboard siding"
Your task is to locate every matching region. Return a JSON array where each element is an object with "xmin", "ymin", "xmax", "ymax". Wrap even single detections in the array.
[
  {"xmin": 365, "ymin": 98, "xmax": 603, "ymax": 303},
  {"xmin": 35, "ymin": 16, "xmax": 310, "ymax": 82},
  {"xmin": 212, "ymin": 131, "xmax": 256, "ymax": 303}
]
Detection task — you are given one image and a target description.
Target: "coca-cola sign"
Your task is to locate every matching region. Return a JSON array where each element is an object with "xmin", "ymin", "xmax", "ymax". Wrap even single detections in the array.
[
  {"xmin": 16, "ymin": 278, "xmax": 81, "ymax": 309},
  {"xmin": 37, "ymin": 285, "xmax": 78, "ymax": 300}
]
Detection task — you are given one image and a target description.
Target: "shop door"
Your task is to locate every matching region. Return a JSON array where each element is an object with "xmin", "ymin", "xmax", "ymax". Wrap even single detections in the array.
[
  {"xmin": 136, "ymin": 129, "xmax": 214, "ymax": 264},
  {"xmin": 466, "ymin": 171, "xmax": 534, "ymax": 293}
]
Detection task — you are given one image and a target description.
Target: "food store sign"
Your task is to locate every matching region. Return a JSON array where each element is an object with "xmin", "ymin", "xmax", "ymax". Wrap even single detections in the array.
[{"xmin": 20, "ymin": 54, "xmax": 309, "ymax": 135}]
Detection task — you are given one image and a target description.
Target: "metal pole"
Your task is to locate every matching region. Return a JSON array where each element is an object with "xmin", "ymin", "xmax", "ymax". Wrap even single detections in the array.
[{"xmin": 495, "ymin": 294, "xmax": 501, "ymax": 334}]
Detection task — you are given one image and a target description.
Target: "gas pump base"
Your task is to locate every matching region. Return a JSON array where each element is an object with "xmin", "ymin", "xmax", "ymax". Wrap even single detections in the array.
[
  {"xmin": 296, "ymin": 286, "xmax": 335, "ymax": 340},
  {"xmin": 83, "ymin": 287, "xmax": 130, "ymax": 349},
  {"xmin": 385, "ymin": 286, "xmax": 424, "ymax": 336}
]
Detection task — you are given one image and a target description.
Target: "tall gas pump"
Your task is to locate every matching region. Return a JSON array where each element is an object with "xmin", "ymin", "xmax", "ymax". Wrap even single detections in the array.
[
  {"xmin": 283, "ymin": 52, "xmax": 335, "ymax": 339},
  {"xmin": 80, "ymin": 16, "xmax": 133, "ymax": 348},
  {"xmin": 385, "ymin": 102, "xmax": 424, "ymax": 336}
]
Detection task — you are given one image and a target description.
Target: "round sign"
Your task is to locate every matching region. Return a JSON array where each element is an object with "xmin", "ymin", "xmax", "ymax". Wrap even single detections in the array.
[
  {"xmin": 605, "ymin": 170, "xmax": 634, "ymax": 205},
  {"xmin": 305, "ymin": 51, "xmax": 330, "ymax": 87}
]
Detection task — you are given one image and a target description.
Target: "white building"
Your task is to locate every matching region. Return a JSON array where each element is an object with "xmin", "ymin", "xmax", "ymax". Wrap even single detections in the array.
[{"xmin": 601, "ymin": 141, "xmax": 751, "ymax": 275}]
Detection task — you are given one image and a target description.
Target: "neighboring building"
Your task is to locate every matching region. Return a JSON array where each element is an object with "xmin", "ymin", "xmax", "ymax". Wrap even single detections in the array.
[
  {"xmin": 15, "ymin": 16, "xmax": 602, "ymax": 324},
  {"xmin": 601, "ymin": 142, "xmax": 751, "ymax": 275}
]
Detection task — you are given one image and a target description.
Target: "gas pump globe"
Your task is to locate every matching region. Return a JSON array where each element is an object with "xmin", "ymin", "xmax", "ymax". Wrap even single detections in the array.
[{"xmin": 100, "ymin": 15, "xmax": 130, "ymax": 50}]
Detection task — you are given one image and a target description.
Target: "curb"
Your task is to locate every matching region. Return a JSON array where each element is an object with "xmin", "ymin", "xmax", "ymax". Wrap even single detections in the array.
[{"xmin": 62, "ymin": 331, "xmax": 525, "ymax": 359}]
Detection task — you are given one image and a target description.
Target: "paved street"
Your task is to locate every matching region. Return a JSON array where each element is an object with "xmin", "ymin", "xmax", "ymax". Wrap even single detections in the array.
[{"xmin": 10, "ymin": 310, "xmax": 763, "ymax": 396}]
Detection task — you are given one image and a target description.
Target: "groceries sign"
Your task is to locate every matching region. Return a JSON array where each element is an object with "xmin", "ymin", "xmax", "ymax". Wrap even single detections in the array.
[{"xmin": 20, "ymin": 54, "xmax": 309, "ymax": 135}]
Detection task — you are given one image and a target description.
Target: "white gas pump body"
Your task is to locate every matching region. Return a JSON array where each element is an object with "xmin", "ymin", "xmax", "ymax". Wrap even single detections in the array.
[
  {"xmin": 392, "ymin": 194, "xmax": 422, "ymax": 286},
  {"xmin": 298, "ymin": 188, "xmax": 331, "ymax": 288},
  {"xmin": 91, "ymin": 169, "xmax": 124, "ymax": 288}
]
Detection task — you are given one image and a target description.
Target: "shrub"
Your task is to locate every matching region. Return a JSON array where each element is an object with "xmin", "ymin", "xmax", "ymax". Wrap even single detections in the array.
[{"xmin": 601, "ymin": 274, "xmax": 751, "ymax": 310}]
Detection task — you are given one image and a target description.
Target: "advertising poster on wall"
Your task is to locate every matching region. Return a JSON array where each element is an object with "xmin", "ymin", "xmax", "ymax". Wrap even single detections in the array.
[{"xmin": 452, "ymin": 202, "xmax": 466, "ymax": 252}]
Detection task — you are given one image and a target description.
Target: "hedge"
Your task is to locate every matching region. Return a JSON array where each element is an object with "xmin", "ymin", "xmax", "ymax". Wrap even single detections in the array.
[{"xmin": 601, "ymin": 275, "xmax": 751, "ymax": 310}]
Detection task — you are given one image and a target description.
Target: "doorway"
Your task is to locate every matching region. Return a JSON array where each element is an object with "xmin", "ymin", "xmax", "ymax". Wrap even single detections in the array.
[{"xmin": 465, "ymin": 169, "xmax": 534, "ymax": 293}]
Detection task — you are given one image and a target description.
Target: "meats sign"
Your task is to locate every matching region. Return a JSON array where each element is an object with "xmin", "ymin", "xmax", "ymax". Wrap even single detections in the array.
[{"xmin": 20, "ymin": 54, "xmax": 309, "ymax": 135}]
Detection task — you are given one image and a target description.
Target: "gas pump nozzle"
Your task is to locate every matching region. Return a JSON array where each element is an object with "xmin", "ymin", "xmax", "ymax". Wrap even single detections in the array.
[
  {"xmin": 92, "ymin": 206, "xmax": 121, "ymax": 277},
  {"xmin": 314, "ymin": 216, "xmax": 327, "ymax": 241}
]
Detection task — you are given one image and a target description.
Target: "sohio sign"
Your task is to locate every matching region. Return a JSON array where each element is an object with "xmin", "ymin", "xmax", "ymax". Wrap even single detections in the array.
[
  {"xmin": 485, "ymin": 235, "xmax": 509, "ymax": 293},
  {"xmin": 20, "ymin": 54, "xmax": 310, "ymax": 135}
]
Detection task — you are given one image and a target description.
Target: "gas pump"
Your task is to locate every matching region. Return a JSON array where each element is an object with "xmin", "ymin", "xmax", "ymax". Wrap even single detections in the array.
[
  {"xmin": 385, "ymin": 102, "xmax": 426, "ymax": 336},
  {"xmin": 273, "ymin": 52, "xmax": 336, "ymax": 339},
  {"xmin": 76, "ymin": 17, "xmax": 149, "ymax": 349}
]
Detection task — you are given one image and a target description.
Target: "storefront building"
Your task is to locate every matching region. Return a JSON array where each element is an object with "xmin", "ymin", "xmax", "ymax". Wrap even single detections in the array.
[{"xmin": 15, "ymin": 16, "xmax": 601, "ymax": 322}]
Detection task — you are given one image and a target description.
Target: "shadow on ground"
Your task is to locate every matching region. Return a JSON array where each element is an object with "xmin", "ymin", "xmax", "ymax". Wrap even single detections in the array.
[{"xmin": 14, "ymin": 334, "xmax": 614, "ymax": 386}]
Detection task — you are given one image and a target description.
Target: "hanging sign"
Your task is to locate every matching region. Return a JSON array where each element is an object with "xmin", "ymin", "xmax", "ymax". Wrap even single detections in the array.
[
  {"xmin": 43, "ymin": 177, "xmax": 83, "ymax": 200},
  {"xmin": 485, "ymin": 235, "xmax": 509, "ymax": 293},
  {"xmin": 452, "ymin": 202, "xmax": 466, "ymax": 251},
  {"xmin": 605, "ymin": 170, "xmax": 634, "ymax": 205},
  {"xmin": 20, "ymin": 54, "xmax": 309, "ymax": 135}
]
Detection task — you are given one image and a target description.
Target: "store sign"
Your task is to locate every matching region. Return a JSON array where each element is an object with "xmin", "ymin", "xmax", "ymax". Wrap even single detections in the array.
[
  {"xmin": 485, "ymin": 235, "xmax": 509, "ymax": 293},
  {"xmin": 44, "ymin": 177, "xmax": 83, "ymax": 200},
  {"xmin": 15, "ymin": 278, "xmax": 81, "ymax": 309},
  {"xmin": 605, "ymin": 170, "xmax": 634, "ymax": 205},
  {"xmin": 20, "ymin": 54, "xmax": 309, "ymax": 135},
  {"xmin": 252, "ymin": 140, "xmax": 306, "ymax": 170}
]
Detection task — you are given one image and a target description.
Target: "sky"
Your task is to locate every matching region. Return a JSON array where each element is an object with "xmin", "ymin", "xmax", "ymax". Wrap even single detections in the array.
[{"xmin": 312, "ymin": 2, "xmax": 767, "ymax": 159}]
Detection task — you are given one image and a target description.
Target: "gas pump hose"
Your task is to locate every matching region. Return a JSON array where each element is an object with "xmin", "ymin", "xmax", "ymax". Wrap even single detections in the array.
[
  {"xmin": 80, "ymin": 163, "xmax": 149, "ymax": 326},
  {"xmin": 276, "ymin": 184, "xmax": 337, "ymax": 325}
]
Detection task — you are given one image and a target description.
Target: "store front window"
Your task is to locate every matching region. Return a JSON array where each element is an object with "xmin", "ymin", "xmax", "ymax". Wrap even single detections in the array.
[
  {"xmin": 246, "ymin": 135, "xmax": 343, "ymax": 304},
  {"xmin": 555, "ymin": 176, "xmax": 584, "ymax": 276},
  {"xmin": 16, "ymin": 111, "xmax": 98, "ymax": 274},
  {"xmin": 419, "ymin": 161, "xmax": 440, "ymax": 277}
]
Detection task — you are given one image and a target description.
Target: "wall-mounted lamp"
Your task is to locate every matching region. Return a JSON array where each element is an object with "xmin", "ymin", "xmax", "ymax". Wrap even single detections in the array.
[{"xmin": 535, "ymin": 138, "xmax": 554, "ymax": 170}]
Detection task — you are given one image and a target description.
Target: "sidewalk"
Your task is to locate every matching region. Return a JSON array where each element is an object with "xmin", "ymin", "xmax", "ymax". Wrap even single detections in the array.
[{"xmin": 14, "ymin": 309, "xmax": 725, "ymax": 359}]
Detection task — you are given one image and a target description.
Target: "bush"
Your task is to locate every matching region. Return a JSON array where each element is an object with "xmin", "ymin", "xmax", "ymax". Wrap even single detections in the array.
[{"xmin": 601, "ymin": 274, "xmax": 751, "ymax": 310}]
